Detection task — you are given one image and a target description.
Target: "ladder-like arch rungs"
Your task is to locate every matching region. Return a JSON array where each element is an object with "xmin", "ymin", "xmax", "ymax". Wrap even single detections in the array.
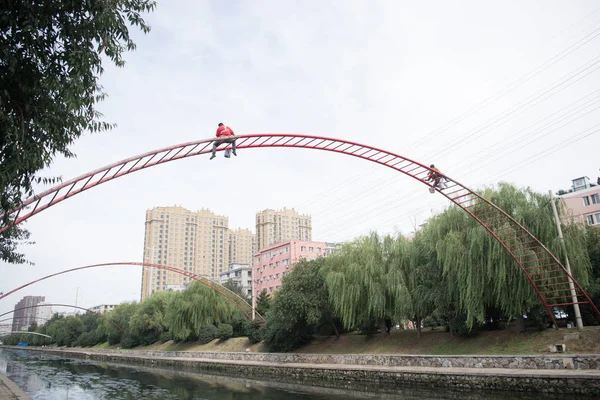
[{"xmin": 1, "ymin": 133, "xmax": 598, "ymax": 327}]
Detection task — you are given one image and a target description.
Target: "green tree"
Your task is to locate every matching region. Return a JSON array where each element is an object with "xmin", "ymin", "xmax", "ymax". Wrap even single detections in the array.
[
  {"xmin": 420, "ymin": 183, "xmax": 591, "ymax": 328},
  {"xmin": 164, "ymin": 282, "xmax": 237, "ymax": 341},
  {"xmin": 323, "ymin": 233, "xmax": 410, "ymax": 332},
  {"xmin": 263, "ymin": 258, "xmax": 338, "ymax": 352},
  {"xmin": 222, "ymin": 279, "xmax": 250, "ymax": 302},
  {"xmin": 128, "ymin": 291, "xmax": 169, "ymax": 345},
  {"xmin": 46, "ymin": 315, "xmax": 84, "ymax": 347},
  {"xmin": 101, "ymin": 302, "xmax": 138, "ymax": 345},
  {"xmin": 0, "ymin": 0, "xmax": 156, "ymax": 264},
  {"xmin": 255, "ymin": 290, "xmax": 271, "ymax": 316},
  {"xmin": 217, "ymin": 323, "xmax": 233, "ymax": 340}
]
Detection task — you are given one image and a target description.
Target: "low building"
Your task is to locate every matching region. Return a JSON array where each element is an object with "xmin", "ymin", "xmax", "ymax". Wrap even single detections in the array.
[
  {"xmin": 88, "ymin": 304, "xmax": 117, "ymax": 314},
  {"xmin": 219, "ymin": 263, "xmax": 253, "ymax": 298},
  {"xmin": 253, "ymin": 240, "xmax": 338, "ymax": 296},
  {"xmin": 559, "ymin": 176, "xmax": 600, "ymax": 227}
]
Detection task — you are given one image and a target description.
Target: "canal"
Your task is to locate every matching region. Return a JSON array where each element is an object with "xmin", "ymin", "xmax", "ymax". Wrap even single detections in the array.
[{"xmin": 0, "ymin": 348, "xmax": 588, "ymax": 399}]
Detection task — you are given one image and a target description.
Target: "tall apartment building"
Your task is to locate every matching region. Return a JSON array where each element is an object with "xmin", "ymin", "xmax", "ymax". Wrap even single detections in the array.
[
  {"xmin": 140, "ymin": 206, "xmax": 230, "ymax": 300},
  {"xmin": 12, "ymin": 296, "xmax": 47, "ymax": 331},
  {"xmin": 255, "ymin": 208, "xmax": 312, "ymax": 251},
  {"xmin": 559, "ymin": 176, "xmax": 600, "ymax": 227},
  {"xmin": 229, "ymin": 228, "xmax": 255, "ymax": 265},
  {"xmin": 253, "ymin": 240, "xmax": 338, "ymax": 296}
]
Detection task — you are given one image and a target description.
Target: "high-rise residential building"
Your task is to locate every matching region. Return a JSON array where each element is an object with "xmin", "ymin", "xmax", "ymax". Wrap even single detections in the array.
[
  {"xmin": 253, "ymin": 240, "xmax": 338, "ymax": 296},
  {"xmin": 12, "ymin": 296, "xmax": 46, "ymax": 331},
  {"xmin": 140, "ymin": 206, "xmax": 230, "ymax": 300},
  {"xmin": 559, "ymin": 176, "xmax": 600, "ymax": 228},
  {"xmin": 255, "ymin": 208, "xmax": 312, "ymax": 251},
  {"xmin": 229, "ymin": 228, "xmax": 255, "ymax": 265}
]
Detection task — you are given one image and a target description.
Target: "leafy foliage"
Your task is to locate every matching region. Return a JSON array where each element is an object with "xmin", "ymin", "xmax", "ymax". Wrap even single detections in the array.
[
  {"xmin": 3, "ymin": 184, "xmax": 596, "ymax": 351},
  {"xmin": 198, "ymin": 325, "xmax": 218, "ymax": 344},
  {"xmin": 217, "ymin": 324, "xmax": 233, "ymax": 340},
  {"xmin": 263, "ymin": 258, "xmax": 338, "ymax": 352},
  {"xmin": 322, "ymin": 233, "xmax": 410, "ymax": 330},
  {"xmin": 0, "ymin": 0, "xmax": 156, "ymax": 263},
  {"xmin": 164, "ymin": 282, "xmax": 237, "ymax": 341},
  {"xmin": 255, "ymin": 290, "xmax": 271, "ymax": 316}
]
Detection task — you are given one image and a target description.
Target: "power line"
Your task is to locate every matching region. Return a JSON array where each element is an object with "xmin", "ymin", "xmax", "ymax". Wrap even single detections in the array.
[
  {"xmin": 426, "ymin": 54, "xmax": 600, "ymax": 160},
  {"xmin": 411, "ymin": 24, "xmax": 600, "ymax": 148},
  {"xmin": 296, "ymin": 20, "xmax": 600, "ymax": 218}
]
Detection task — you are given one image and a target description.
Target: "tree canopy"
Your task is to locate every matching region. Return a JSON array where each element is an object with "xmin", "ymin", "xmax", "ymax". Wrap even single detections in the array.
[{"xmin": 0, "ymin": 0, "xmax": 156, "ymax": 264}]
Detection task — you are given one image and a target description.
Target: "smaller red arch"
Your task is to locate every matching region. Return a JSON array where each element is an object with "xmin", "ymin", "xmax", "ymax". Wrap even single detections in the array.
[
  {"xmin": 0, "ymin": 303, "xmax": 125, "ymax": 332},
  {"xmin": 0, "ymin": 262, "xmax": 265, "ymax": 325}
]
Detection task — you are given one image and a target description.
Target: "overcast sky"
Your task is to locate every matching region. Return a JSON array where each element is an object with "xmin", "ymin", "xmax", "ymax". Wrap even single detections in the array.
[{"xmin": 2, "ymin": 0, "xmax": 600, "ymax": 316}]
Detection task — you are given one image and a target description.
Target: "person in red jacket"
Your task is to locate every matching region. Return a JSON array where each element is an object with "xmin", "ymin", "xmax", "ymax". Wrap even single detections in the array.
[
  {"xmin": 210, "ymin": 122, "xmax": 237, "ymax": 160},
  {"xmin": 426, "ymin": 164, "xmax": 446, "ymax": 192}
]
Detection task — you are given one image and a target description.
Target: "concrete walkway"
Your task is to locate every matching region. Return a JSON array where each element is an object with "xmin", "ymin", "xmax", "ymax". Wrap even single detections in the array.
[{"xmin": 0, "ymin": 373, "xmax": 30, "ymax": 400}]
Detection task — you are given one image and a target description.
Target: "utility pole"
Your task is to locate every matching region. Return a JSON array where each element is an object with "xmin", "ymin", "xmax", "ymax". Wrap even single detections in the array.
[
  {"xmin": 549, "ymin": 190, "xmax": 583, "ymax": 329},
  {"xmin": 251, "ymin": 265, "xmax": 256, "ymax": 321}
]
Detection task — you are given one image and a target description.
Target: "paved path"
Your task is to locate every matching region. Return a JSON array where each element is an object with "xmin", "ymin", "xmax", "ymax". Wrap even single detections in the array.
[{"xmin": 0, "ymin": 373, "xmax": 30, "ymax": 400}]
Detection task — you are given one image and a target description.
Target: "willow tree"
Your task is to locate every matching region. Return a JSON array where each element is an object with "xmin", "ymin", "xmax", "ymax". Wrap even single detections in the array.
[
  {"xmin": 323, "ymin": 232, "xmax": 411, "ymax": 332},
  {"xmin": 164, "ymin": 282, "xmax": 237, "ymax": 341},
  {"xmin": 398, "ymin": 233, "xmax": 446, "ymax": 337},
  {"xmin": 99, "ymin": 302, "xmax": 139, "ymax": 345},
  {"xmin": 129, "ymin": 291, "xmax": 170, "ymax": 345},
  {"xmin": 423, "ymin": 182, "xmax": 591, "ymax": 327}
]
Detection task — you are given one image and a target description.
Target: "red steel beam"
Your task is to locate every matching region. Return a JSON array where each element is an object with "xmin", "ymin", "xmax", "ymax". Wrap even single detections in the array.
[
  {"xmin": 0, "ymin": 262, "xmax": 265, "ymax": 325},
  {"xmin": 0, "ymin": 133, "xmax": 597, "ymax": 326},
  {"xmin": 0, "ymin": 304, "xmax": 124, "ymax": 332}
]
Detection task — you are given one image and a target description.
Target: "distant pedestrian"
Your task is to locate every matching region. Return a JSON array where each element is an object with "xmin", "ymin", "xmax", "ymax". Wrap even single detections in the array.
[
  {"xmin": 384, "ymin": 318, "xmax": 392, "ymax": 336},
  {"xmin": 210, "ymin": 123, "xmax": 237, "ymax": 160}
]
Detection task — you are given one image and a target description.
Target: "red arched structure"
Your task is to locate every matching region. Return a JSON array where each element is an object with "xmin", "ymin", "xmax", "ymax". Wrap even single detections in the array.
[
  {"xmin": 0, "ymin": 262, "xmax": 265, "ymax": 325},
  {"xmin": 0, "ymin": 304, "xmax": 125, "ymax": 332},
  {"xmin": 0, "ymin": 316, "xmax": 51, "ymax": 325},
  {"xmin": 1, "ymin": 134, "xmax": 598, "ymax": 326}
]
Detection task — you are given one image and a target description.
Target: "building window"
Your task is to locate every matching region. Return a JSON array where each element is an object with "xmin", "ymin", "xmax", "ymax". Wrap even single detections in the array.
[
  {"xmin": 309, "ymin": 247, "xmax": 313, "ymax": 252},
  {"xmin": 587, "ymin": 215, "xmax": 595, "ymax": 225},
  {"xmin": 584, "ymin": 196, "xmax": 591, "ymax": 206},
  {"xmin": 596, "ymin": 213, "xmax": 600, "ymax": 224},
  {"xmin": 301, "ymin": 246, "xmax": 306, "ymax": 251},
  {"xmin": 592, "ymin": 194, "xmax": 600, "ymax": 204}
]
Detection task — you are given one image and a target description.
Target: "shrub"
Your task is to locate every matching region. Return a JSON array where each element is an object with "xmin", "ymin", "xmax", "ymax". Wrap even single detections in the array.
[
  {"xmin": 198, "ymin": 325, "xmax": 218, "ymax": 344},
  {"xmin": 217, "ymin": 324, "xmax": 233, "ymax": 340},
  {"xmin": 527, "ymin": 306, "xmax": 551, "ymax": 331},
  {"xmin": 450, "ymin": 313, "xmax": 480, "ymax": 338},
  {"xmin": 158, "ymin": 331, "xmax": 172, "ymax": 343},
  {"xmin": 242, "ymin": 320, "xmax": 263, "ymax": 344}
]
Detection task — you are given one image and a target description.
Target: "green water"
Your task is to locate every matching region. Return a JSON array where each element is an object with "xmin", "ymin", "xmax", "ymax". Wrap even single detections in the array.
[{"xmin": 0, "ymin": 349, "xmax": 588, "ymax": 399}]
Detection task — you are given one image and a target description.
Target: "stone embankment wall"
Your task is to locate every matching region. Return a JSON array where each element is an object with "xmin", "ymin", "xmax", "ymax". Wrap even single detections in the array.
[
  {"xmin": 18, "ymin": 348, "xmax": 600, "ymax": 396},
  {"xmin": 49, "ymin": 348, "xmax": 600, "ymax": 370}
]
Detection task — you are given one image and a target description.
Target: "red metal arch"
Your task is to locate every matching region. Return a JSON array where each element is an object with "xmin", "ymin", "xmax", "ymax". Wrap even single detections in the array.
[
  {"xmin": 0, "ymin": 316, "xmax": 51, "ymax": 325},
  {"xmin": 0, "ymin": 262, "xmax": 265, "ymax": 325},
  {"xmin": 1, "ymin": 133, "xmax": 598, "ymax": 326},
  {"xmin": 0, "ymin": 303, "xmax": 125, "ymax": 332}
]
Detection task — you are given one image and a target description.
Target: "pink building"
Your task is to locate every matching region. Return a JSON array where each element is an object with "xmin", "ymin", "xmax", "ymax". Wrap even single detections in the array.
[
  {"xmin": 253, "ymin": 240, "xmax": 337, "ymax": 296},
  {"xmin": 559, "ymin": 176, "xmax": 600, "ymax": 227}
]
